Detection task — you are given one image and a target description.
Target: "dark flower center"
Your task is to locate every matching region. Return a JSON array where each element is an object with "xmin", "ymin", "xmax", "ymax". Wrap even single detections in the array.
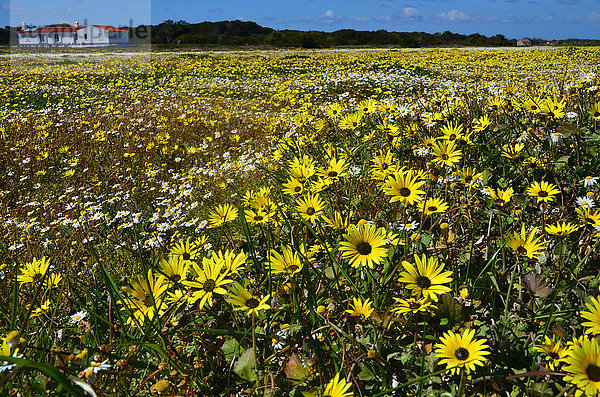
[
  {"xmin": 246, "ymin": 298, "xmax": 260, "ymax": 309},
  {"xmin": 455, "ymin": 347, "xmax": 470, "ymax": 361},
  {"xmin": 294, "ymin": 186, "xmax": 301, "ymax": 192},
  {"xmin": 382, "ymin": 163, "xmax": 389, "ymax": 170},
  {"xmin": 416, "ymin": 276, "xmax": 432, "ymax": 289},
  {"xmin": 203, "ymin": 279, "xmax": 216, "ymax": 292},
  {"xmin": 400, "ymin": 187, "xmax": 412, "ymax": 197},
  {"xmin": 182, "ymin": 252, "xmax": 191, "ymax": 261},
  {"xmin": 144, "ymin": 295, "xmax": 153, "ymax": 307},
  {"xmin": 548, "ymin": 352, "xmax": 560, "ymax": 360},
  {"xmin": 328, "ymin": 171, "xmax": 338, "ymax": 178},
  {"xmin": 428, "ymin": 206, "xmax": 438, "ymax": 212},
  {"xmin": 170, "ymin": 274, "xmax": 181, "ymax": 282},
  {"xmin": 464, "ymin": 175, "xmax": 472, "ymax": 182},
  {"xmin": 306, "ymin": 207, "xmax": 315, "ymax": 216},
  {"xmin": 538, "ymin": 190, "xmax": 548, "ymax": 197},
  {"xmin": 516, "ymin": 246, "xmax": 528, "ymax": 256},
  {"xmin": 288, "ymin": 265, "xmax": 299, "ymax": 273},
  {"xmin": 409, "ymin": 301, "xmax": 421, "ymax": 310},
  {"xmin": 449, "ymin": 134, "xmax": 456, "ymax": 141},
  {"xmin": 441, "ymin": 154, "xmax": 449, "ymax": 160},
  {"xmin": 531, "ymin": 105, "xmax": 538, "ymax": 110},
  {"xmin": 357, "ymin": 242, "xmax": 372, "ymax": 256},
  {"xmin": 594, "ymin": 111, "xmax": 600, "ymax": 117},
  {"xmin": 587, "ymin": 364, "xmax": 600, "ymax": 382},
  {"xmin": 254, "ymin": 215, "xmax": 263, "ymax": 221}
]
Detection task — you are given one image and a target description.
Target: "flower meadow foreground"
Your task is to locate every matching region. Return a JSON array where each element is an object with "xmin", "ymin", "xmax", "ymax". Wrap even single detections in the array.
[{"xmin": 1, "ymin": 47, "xmax": 600, "ymax": 395}]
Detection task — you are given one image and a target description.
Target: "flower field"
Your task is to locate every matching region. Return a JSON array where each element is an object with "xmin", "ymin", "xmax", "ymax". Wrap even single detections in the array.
[{"xmin": 1, "ymin": 47, "xmax": 600, "ymax": 396}]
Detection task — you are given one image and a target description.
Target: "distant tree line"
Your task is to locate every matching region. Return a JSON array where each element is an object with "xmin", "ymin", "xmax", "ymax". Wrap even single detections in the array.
[
  {"xmin": 2, "ymin": 20, "xmax": 600, "ymax": 48},
  {"xmin": 145, "ymin": 20, "xmax": 517, "ymax": 48}
]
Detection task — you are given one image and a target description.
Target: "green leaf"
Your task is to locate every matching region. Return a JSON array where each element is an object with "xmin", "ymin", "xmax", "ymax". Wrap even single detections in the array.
[
  {"xmin": 222, "ymin": 338, "xmax": 243, "ymax": 362},
  {"xmin": 284, "ymin": 354, "xmax": 309, "ymax": 383},
  {"xmin": 358, "ymin": 362, "xmax": 376, "ymax": 381},
  {"xmin": 233, "ymin": 348, "xmax": 256, "ymax": 381},
  {"xmin": 0, "ymin": 356, "xmax": 85, "ymax": 396}
]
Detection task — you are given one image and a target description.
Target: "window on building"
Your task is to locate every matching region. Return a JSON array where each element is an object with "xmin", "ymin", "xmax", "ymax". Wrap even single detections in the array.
[{"xmin": 84, "ymin": 34, "xmax": 88, "ymax": 40}]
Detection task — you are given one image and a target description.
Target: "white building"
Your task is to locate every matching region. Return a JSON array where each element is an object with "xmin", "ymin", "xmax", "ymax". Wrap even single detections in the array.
[{"xmin": 18, "ymin": 22, "xmax": 129, "ymax": 46}]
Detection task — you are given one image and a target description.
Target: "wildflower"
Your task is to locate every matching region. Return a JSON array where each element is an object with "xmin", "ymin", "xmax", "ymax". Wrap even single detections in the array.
[
  {"xmin": 564, "ymin": 337, "xmax": 600, "ymax": 396},
  {"xmin": 383, "ymin": 170, "xmax": 426, "ymax": 206},
  {"xmin": 325, "ymin": 103, "xmax": 344, "ymax": 119},
  {"xmin": 431, "ymin": 140, "xmax": 462, "ymax": 167},
  {"xmin": 120, "ymin": 270, "xmax": 169, "ymax": 326},
  {"xmin": 435, "ymin": 329, "xmax": 490, "ymax": 374},
  {"xmin": 323, "ymin": 373, "xmax": 353, "ymax": 397},
  {"xmin": 589, "ymin": 102, "xmax": 600, "ymax": 119},
  {"xmin": 527, "ymin": 181, "xmax": 560, "ymax": 204},
  {"xmin": 17, "ymin": 256, "xmax": 50, "ymax": 286},
  {"xmin": 576, "ymin": 208, "xmax": 600, "ymax": 227},
  {"xmin": 392, "ymin": 297, "xmax": 436, "ymax": 315},
  {"xmin": 582, "ymin": 176, "xmax": 598, "ymax": 187},
  {"xmin": 319, "ymin": 157, "xmax": 348, "ymax": 180},
  {"xmin": 183, "ymin": 260, "xmax": 232, "ymax": 310},
  {"xmin": 506, "ymin": 225, "xmax": 548, "ymax": 260},
  {"xmin": 282, "ymin": 177, "xmax": 304, "ymax": 196},
  {"xmin": 296, "ymin": 193, "xmax": 325, "ymax": 223},
  {"xmin": 581, "ymin": 296, "xmax": 600, "ymax": 335},
  {"xmin": 576, "ymin": 196, "xmax": 595, "ymax": 209},
  {"xmin": 70, "ymin": 311, "xmax": 87, "ymax": 324},
  {"xmin": 208, "ymin": 204, "xmax": 238, "ymax": 228},
  {"xmin": 533, "ymin": 335, "xmax": 571, "ymax": 370},
  {"xmin": 345, "ymin": 297, "xmax": 374, "ymax": 321},
  {"xmin": 269, "ymin": 245, "xmax": 303, "ymax": 276},
  {"xmin": 204, "ymin": 249, "xmax": 247, "ymax": 275},
  {"xmin": 339, "ymin": 224, "xmax": 388, "ymax": 269},
  {"xmin": 169, "ymin": 239, "xmax": 198, "ymax": 264},
  {"xmin": 159, "ymin": 256, "xmax": 190, "ymax": 286},
  {"xmin": 545, "ymin": 221, "xmax": 581, "ymax": 237},
  {"xmin": 421, "ymin": 197, "xmax": 449, "ymax": 216},
  {"xmin": 227, "ymin": 281, "xmax": 271, "ymax": 316},
  {"xmin": 487, "ymin": 187, "xmax": 514, "ymax": 207},
  {"xmin": 399, "ymin": 254, "xmax": 452, "ymax": 301},
  {"xmin": 81, "ymin": 359, "xmax": 111, "ymax": 378},
  {"xmin": 338, "ymin": 112, "xmax": 362, "ymax": 130}
]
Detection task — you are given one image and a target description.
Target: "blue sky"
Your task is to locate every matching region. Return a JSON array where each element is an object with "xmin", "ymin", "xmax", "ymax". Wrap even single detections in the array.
[{"xmin": 2, "ymin": 0, "xmax": 600, "ymax": 39}]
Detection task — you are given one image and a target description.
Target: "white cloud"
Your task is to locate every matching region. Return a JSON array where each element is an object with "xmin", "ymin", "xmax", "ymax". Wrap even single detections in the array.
[
  {"xmin": 590, "ymin": 12, "xmax": 600, "ymax": 22},
  {"xmin": 436, "ymin": 9, "xmax": 471, "ymax": 22},
  {"xmin": 402, "ymin": 7, "xmax": 422, "ymax": 20},
  {"xmin": 324, "ymin": 10, "xmax": 335, "ymax": 18}
]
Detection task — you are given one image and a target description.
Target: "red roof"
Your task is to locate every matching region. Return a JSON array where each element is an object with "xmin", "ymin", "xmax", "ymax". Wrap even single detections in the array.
[
  {"xmin": 19, "ymin": 26, "xmax": 85, "ymax": 33},
  {"xmin": 93, "ymin": 25, "xmax": 128, "ymax": 32},
  {"xmin": 18, "ymin": 25, "xmax": 128, "ymax": 33}
]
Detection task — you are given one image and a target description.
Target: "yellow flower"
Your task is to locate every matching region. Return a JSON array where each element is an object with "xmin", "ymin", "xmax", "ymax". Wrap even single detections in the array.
[
  {"xmin": 120, "ymin": 270, "xmax": 169, "ymax": 326},
  {"xmin": 208, "ymin": 204, "xmax": 238, "ymax": 228},
  {"xmin": 339, "ymin": 224, "xmax": 388, "ymax": 269},
  {"xmin": 399, "ymin": 254, "xmax": 452, "ymax": 302},
  {"xmin": 323, "ymin": 373, "xmax": 353, "ymax": 397},
  {"xmin": 545, "ymin": 221, "xmax": 581, "ymax": 237},
  {"xmin": 345, "ymin": 297, "xmax": 374, "ymax": 320},
  {"xmin": 564, "ymin": 337, "xmax": 600, "ymax": 396},
  {"xmin": 269, "ymin": 245, "xmax": 303, "ymax": 277},
  {"xmin": 533, "ymin": 335, "xmax": 571, "ymax": 370},
  {"xmin": 17, "ymin": 256, "xmax": 51, "ymax": 286},
  {"xmin": 506, "ymin": 225, "xmax": 548, "ymax": 260},
  {"xmin": 436, "ymin": 329, "xmax": 490, "ymax": 374},
  {"xmin": 382, "ymin": 170, "xmax": 426, "ymax": 205},
  {"xmin": 581, "ymin": 296, "xmax": 600, "ymax": 335},
  {"xmin": 431, "ymin": 140, "xmax": 462, "ymax": 167},
  {"xmin": 526, "ymin": 181, "xmax": 560, "ymax": 204},
  {"xmin": 421, "ymin": 197, "xmax": 449, "ymax": 215},
  {"xmin": 392, "ymin": 297, "xmax": 436, "ymax": 315},
  {"xmin": 296, "ymin": 193, "xmax": 325, "ymax": 223},
  {"xmin": 183, "ymin": 260, "xmax": 232, "ymax": 310},
  {"xmin": 227, "ymin": 281, "xmax": 271, "ymax": 316}
]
